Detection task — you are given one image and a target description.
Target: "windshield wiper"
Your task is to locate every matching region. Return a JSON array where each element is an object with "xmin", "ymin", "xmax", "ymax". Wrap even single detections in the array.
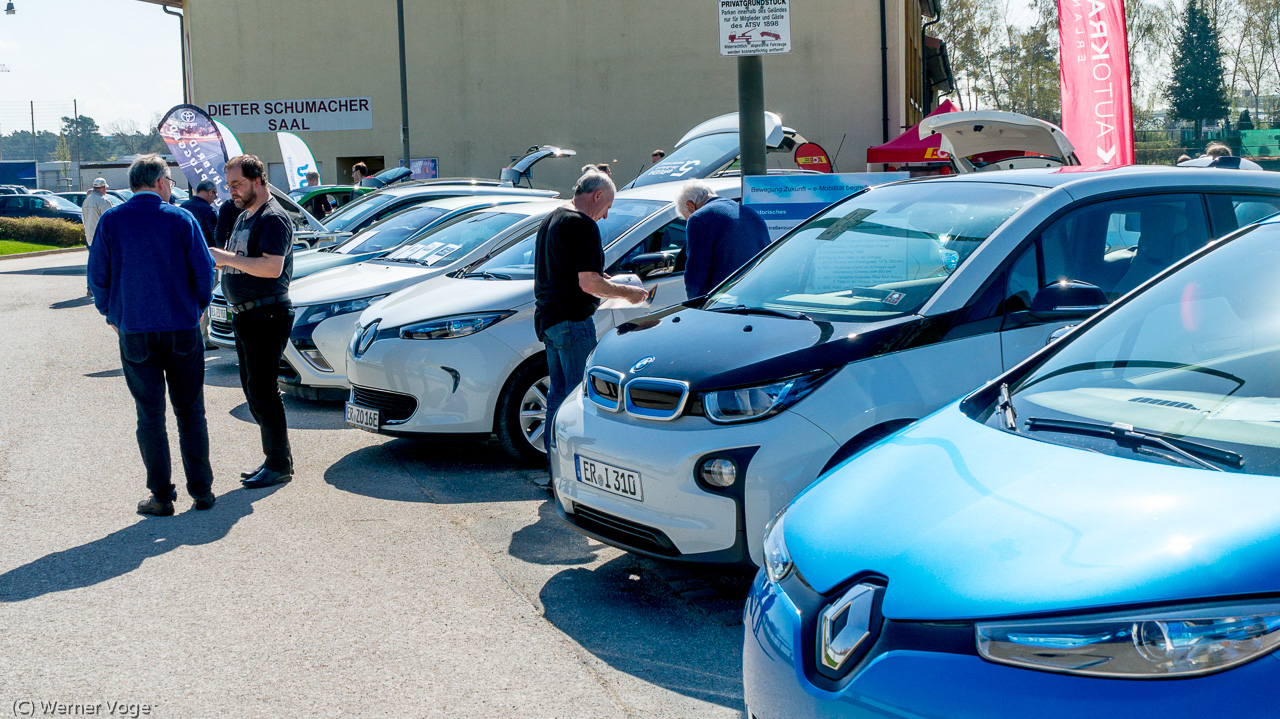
[
  {"xmin": 997, "ymin": 383, "xmax": 1017, "ymax": 432},
  {"xmin": 1024, "ymin": 417, "xmax": 1244, "ymax": 472},
  {"xmin": 463, "ymin": 271, "xmax": 512, "ymax": 280},
  {"xmin": 706, "ymin": 304, "xmax": 811, "ymax": 321}
]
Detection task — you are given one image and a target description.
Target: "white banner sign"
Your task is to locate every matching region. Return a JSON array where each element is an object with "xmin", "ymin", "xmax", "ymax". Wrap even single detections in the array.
[
  {"xmin": 206, "ymin": 97, "xmax": 372, "ymax": 134},
  {"xmin": 718, "ymin": 0, "xmax": 791, "ymax": 57},
  {"xmin": 277, "ymin": 132, "xmax": 320, "ymax": 190}
]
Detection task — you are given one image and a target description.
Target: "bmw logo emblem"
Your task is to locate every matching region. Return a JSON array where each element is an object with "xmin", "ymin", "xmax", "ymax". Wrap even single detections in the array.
[{"xmin": 630, "ymin": 356, "xmax": 655, "ymax": 373}]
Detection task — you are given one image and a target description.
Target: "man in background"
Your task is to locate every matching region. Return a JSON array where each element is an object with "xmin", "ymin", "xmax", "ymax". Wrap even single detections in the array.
[
  {"xmin": 304, "ymin": 171, "xmax": 333, "ymax": 217},
  {"xmin": 676, "ymin": 180, "xmax": 771, "ymax": 298},
  {"xmin": 88, "ymin": 155, "xmax": 216, "ymax": 516},
  {"xmin": 180, "ymin": 180, "xmax": 219, "ymax": 246},
  {"xmin": 351, "ymin": 162, "xmax": 369, "ymax": 187},
  {"xmin": 81, "ymin": 177, "xmax": 113, "ymax": 297}
]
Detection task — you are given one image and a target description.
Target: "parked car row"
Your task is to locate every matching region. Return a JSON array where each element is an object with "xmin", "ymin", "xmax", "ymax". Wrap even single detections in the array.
[{"xmin": 199, "ymin": 111, "xmax": 1280, "ymax": 714}]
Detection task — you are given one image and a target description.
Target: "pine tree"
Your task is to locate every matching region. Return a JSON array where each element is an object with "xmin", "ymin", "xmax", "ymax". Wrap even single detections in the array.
[{"xmin": 1165, "ymin": 0, "xmax": 1229, "ymax": 140}]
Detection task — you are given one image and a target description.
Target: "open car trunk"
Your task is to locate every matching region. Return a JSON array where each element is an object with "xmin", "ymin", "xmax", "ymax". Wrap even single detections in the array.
[{"xmin": 920, "ymin": 110, "xmax": 1078, "ymax": 173}]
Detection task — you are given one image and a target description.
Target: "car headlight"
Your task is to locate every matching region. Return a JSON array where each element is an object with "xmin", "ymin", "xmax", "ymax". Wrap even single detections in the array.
[
  {"xmin": 976, "ymin": 600, "xmax": 1280, "ymax": 678},
  {"xmin": 762, "ymin": 510, "xmax": 792, "ymax": 583},
  {"xmin": 295, "ymin": 295, "xmax": 387, "ymax": 329},
  {"xmin": 399, "ymin": 311, "xmax": 514, "ymax": 340},
  {"xmin": 702, "ymin": 369, "xmax": 834, "ymax": 424}
]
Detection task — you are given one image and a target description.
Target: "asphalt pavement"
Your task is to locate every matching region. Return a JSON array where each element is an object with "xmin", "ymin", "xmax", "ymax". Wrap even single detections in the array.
[{"xmin": 0, "ymin": 250, "xmax": 753, "ymax": 718}]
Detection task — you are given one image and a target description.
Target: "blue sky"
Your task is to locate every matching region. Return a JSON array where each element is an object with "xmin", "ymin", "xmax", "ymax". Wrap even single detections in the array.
[{"xmin": 0, "ymin": 0, "xmax": 182, "ymax": 133}]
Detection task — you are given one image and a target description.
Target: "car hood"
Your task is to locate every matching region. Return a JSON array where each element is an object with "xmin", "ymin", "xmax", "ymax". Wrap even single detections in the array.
[
  {"xmin": 589, "ymin": 305, "xmax": 917, "ymax": 391},
  {"xmin": 361, "ymin": 275, "xmax": 535, "ymax": 329},
  {"xmin": 288, "ymin": 261, "xmax": 434, "ymax": 306},
  {"xmin": 786, "ymin": 403, "xmax": 1280, "ymax": 620},
  {"xmin": 292, "ymin": 250, "xmax": 369, "ymax": 279}
]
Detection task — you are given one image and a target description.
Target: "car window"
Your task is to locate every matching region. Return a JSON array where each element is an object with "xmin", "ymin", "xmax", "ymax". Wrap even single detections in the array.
[
  {"xmin": 1206, "ymin": 193, "xmax": 1280, "ymax": 236},
  {"xmin": 331, "ymin": 205, "xmax": 450, "ymax": 255},
  {"xmin": 707, "ymin": 182, "xmax": 1044, "ymax": 321},
  {"xmin": 998, "ymin": 220, "xmax": 1280, "ymax": 475},
  {"xmin": 629, "ymin": 134, "xmax": 740, "ymax": 188},
  {"xmin": 608, "ymin": 218, "xmax": 688, "ymax": 274},
  {"xmin": 323, "ymin": 192, "xmax": 396, "ymax": 232},
  {"xmin": 379, "ymin": 210, "xmax": 525, "ymax": 267},
  {"xmin": 44, "ymin": 195, "xmax": 81, "ymax": 211},
  {"xmin": 1012, "ymin": 194, "xmax": 1210, "ymax": 304},
  {"xmin": 474, "ymin": 199, "xmax": 668, "ymax": 279}
]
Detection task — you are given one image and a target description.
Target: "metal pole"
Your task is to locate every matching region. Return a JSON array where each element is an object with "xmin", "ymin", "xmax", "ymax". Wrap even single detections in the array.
[
  {"xmin": 161, "ymin": 5, "xmax": 188, "ymax": 104},
  {"xmin": 396, "ymin": 0, "xmax": 411, "ymax": 167},
  {"xmin": 30, "ymin": 100, "xmax": 37, "ymax": 188},
  {"xmin": 73, "ymin": 99, "xmax": 81, "ymax": 190},
  {"xmin": 879, "ymin": 0, "xmax": 890, "ymax": 142},
  {"xmin": 737, "ymin": 55, "xmax": 766, "ymax": 185}
]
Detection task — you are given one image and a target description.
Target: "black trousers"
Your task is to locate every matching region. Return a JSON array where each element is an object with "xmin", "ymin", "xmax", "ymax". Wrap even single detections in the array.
[
  {"xmin": 119, "ymin": 328, "xmax": 213, "ymax": 501},
  {"xmin": 232, "ymin": 304, "xmax": 294, "ymax": 473}
]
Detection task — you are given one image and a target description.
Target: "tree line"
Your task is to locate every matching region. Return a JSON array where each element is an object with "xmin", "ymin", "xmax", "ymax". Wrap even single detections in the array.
[
  {"xmin": 0, "ymin": 114, "xmax": 167, "ymax": 163},
  {"xmin": 938, "ymin": 0, "xmax": 1280, "ymax": 153}
]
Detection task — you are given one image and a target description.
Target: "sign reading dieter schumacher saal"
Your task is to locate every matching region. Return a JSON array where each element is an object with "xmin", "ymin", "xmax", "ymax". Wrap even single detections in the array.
[{"xmin": 206, "ymin": 97, "xmax": 373, "ymax": 134}]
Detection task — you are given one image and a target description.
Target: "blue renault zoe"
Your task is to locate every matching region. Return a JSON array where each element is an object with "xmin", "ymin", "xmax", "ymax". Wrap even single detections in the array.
[{"xmin": 744, "ymin": 213, "xmax": 1280, "ymax": 717}]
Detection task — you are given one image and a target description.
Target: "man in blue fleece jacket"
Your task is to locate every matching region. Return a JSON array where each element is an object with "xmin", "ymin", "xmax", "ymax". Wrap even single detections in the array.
[
  {"xmin": 677, "ymin": 180, "xmax": 771, "ymax": 298},
  {"xmin": 89, "ymin": 154, "xmax": 217, "ymax": 516}
]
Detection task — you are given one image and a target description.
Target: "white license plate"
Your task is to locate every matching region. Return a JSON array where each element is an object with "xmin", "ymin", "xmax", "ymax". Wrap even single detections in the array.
[
  {"xmin": 209, "ymin": 305, "xmax": 228, "ymax": 323},
  {"xmin": 345, "ymin": 403, "xmax": 380, "ymax": 432},
  {"xmin": 576, "ymin": 455, "xmax": 643, "ymax": 502}
]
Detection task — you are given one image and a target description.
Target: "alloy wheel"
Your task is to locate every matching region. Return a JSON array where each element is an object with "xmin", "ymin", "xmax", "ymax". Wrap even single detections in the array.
[{"xmin": 519, "ymin": 376, "xmax": 552, "ymax": 453}]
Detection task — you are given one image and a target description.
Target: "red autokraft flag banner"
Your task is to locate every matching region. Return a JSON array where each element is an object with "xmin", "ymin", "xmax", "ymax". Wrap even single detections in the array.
[
  {"xmin": 157, "ymin": 104, "xmax": 233, "ymax": 202},
  {"xmin": 1058, "ymin": 0, "xmax": 1135, "ymax": 167}
]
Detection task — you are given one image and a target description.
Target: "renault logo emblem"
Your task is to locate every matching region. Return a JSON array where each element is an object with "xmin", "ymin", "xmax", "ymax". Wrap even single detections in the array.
[{"xmin": 630, "ymin": 356, "xmax": 655, "ymax": 373}]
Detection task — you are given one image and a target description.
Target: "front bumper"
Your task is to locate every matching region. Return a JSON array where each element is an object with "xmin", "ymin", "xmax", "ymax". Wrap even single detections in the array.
[
  {"xmin": 278, "ymin": 312, "xmax": 360, "ymax": 399},
  {"xmin": 208, "ymin": 294, "xmax": 236, "ymax": 349},
  {"xmin": 742, "ymin": 572, "xmax": 1280, "ymax": 719},
  {"xmin": 344, "ymin": 330, "xmax": 521, "ymax": 435},
  {"xmin": 552, "ymin": 391, "xmax": 839, "ymax": 567}
]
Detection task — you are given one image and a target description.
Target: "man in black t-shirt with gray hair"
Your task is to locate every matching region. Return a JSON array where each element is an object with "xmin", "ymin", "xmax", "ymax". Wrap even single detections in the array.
[
  {"xmin": 210, "ymin": 155, "xmax": 296, "ymax": 489},
  {"xmin": 534, "ymin": 169, "xmax": 648, "ymax": 459}
]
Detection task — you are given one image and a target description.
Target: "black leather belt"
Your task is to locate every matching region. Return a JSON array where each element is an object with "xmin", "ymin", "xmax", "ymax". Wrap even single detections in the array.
[{"xmin": 231, "ymin": 294, "xmax": 291, "ymax": 314}]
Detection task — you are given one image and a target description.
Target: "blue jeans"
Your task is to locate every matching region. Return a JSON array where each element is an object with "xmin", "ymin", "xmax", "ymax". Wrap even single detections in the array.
[
  {"xmin": 119, "ymin": 328, "xmax": 213, "ymax": 501},
  {"xmin": 540, "ymin": 319, "xmax": 597, "ymax": 455}
]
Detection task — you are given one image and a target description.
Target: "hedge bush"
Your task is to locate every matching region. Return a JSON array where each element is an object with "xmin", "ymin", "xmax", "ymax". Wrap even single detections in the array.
[{"xmin": 0, "ymin": 216, "xmax": 86, "ymax": 248}]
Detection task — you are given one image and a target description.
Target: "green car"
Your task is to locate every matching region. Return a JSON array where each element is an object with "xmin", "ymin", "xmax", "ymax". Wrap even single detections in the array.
[{"xmin": 287, "ymin": 185, "xmax": 372, "ymax": 219}]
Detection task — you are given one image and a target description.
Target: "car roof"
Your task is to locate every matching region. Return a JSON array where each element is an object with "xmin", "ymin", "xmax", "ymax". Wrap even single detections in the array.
[
  {"xmin": 899, "ymin": 165, "xmax": 1280, "ymax": 195},
  {"xmin": 614, "ymin": 176, "xmax": 741, "ymax": 202},
  {"xmin": 375, "ymin": 182, "xmax": 554, "ymax": 198},
  {"xmin": 412, "ymin": 194, "xmax": 539, "ymax": 211}
]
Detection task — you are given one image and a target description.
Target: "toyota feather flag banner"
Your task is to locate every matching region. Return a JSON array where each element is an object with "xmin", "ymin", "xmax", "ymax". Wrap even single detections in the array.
[
  {"xmin": 277, "ymin": 131, "xmax": 319, "ymax": 190},
  {"xmin": 1058, "ymin": 0, "xmax": 1135, "ymax": 167},
  {"xmin": 157, "ymin": 104, "xmax": 233, "ymax": 201}
]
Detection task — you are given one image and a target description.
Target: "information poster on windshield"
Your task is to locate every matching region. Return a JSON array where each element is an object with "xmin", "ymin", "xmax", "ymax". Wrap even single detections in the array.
[{"xmin": 742, "ymin": 173, "xmax": 906, "ymax": 242}]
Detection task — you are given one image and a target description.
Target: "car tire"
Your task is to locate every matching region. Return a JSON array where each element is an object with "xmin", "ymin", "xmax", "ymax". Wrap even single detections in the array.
[{"xmin": 496, "ymin": 358, "xmax": 551, "ymax": 465}]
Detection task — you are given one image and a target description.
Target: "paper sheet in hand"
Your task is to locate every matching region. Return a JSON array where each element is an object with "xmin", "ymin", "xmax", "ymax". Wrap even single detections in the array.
[{"xmin": 598, "ymin": 274, "xmax": 653, "ymax": 310}]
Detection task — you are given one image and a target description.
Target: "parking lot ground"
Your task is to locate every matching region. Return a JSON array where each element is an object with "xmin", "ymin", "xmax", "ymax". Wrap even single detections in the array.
[{"xmin": 0, "ymin": 251, "xmax": 752, "ymax": 718}]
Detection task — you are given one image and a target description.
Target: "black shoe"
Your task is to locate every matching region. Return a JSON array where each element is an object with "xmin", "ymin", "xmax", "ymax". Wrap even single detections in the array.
[
  {"xmin": 137, "ymin": 496, "xmax": 175, "ymax": 516},
  {"xmin": 241, "ymin": 468, "xmax": 292, "ymax": 489},
  {"xmin": 240, "ymin": 463, "xmax": 265, "ymax": 479},
  {"xmin": 192, "ymin": 492, "xmax": 216, "ymax": 510}
]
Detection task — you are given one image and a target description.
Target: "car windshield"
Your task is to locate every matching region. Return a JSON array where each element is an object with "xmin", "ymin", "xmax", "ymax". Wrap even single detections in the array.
[
  {"xmin": 995, "ymin": 220, "xmax": 1280, "ymax": 475},
  {"xmin": 705, "ymin": 182, "xmax": 1044, "ymax": 321},
  {"xmin": 629, "ymin": 134, "xmax": 740, "ymax": 188},
  {"xmin": 322, "ymin": 192, "xmax": 395, "ymax": 232},
  {"xmin": 44, "ymin": 195, "xmax": 81, "ymax": 211},
  {"xmin": 471, "ymin": 199, "xmax": 668, "ymax": 279},
  {"xmin": 377, "ymin": 210, "xmax": 525, "ymax": 267},
  {"xmin": 329, "ymin": 205, "xmax": 449, "ymax": 255}
]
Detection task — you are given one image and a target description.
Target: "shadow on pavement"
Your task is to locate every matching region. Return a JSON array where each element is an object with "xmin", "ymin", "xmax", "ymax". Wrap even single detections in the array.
[
  {"xmin": 51, "ymin": 296, "xmax": 94, "ymax": 309},
  {"xmin": 507, "ymin": 499, "xmax": 600, "ymax": 566},
  {"xmin": 324, "ymin": 438, "xmax": 540, "ymax": 505},
  {"xmin": 1, "ymin": 264, "xmax": 86, "ymax": 277},
  {"xmin": 203, "ymin": 354, "xmax": 244, "ymax": 389},
  {"xmin": 85, "ymin": 368, "xmax": 125, "ymax": 378},
  {"xmin": 0, "ymin": 485, "xmax": 283, "ymax": 603},
  {"xmin": 539, "ymin": 554, "xmax": 752, "ymax": 713},
  {"xmin": 228, "ymin": 396, "xmax": 348, "ymax": 431}
]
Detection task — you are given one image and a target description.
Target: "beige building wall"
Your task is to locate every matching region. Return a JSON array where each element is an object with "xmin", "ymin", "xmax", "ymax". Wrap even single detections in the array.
[{"xmin": 185, "ymin": 0, "xmax": 913, "ymax": 193}]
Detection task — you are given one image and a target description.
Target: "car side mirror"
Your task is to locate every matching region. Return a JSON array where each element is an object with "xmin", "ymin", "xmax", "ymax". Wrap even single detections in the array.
[
  {"xmin": 626, "ymin": 252, "xmax": 676, "ymax": 280},
  {"xmin": 1029, "ymin": 280, "xmax": 1108, "ymax": 320}
]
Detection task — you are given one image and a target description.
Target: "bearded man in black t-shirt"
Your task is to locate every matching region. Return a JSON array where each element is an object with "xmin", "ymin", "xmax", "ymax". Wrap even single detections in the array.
[
  {"xmin": 210, "ymin": 155, "xmax": 296, "ymax": 489},
  {"xmin": 533, "ymin": 170, "xmax": 649, "ymax": 460}
]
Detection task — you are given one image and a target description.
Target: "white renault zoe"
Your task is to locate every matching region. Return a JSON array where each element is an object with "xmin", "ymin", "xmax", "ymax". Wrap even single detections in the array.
[{"xmin": 343, "ymin": 177, "xmax": 746, "ymax": 461}]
